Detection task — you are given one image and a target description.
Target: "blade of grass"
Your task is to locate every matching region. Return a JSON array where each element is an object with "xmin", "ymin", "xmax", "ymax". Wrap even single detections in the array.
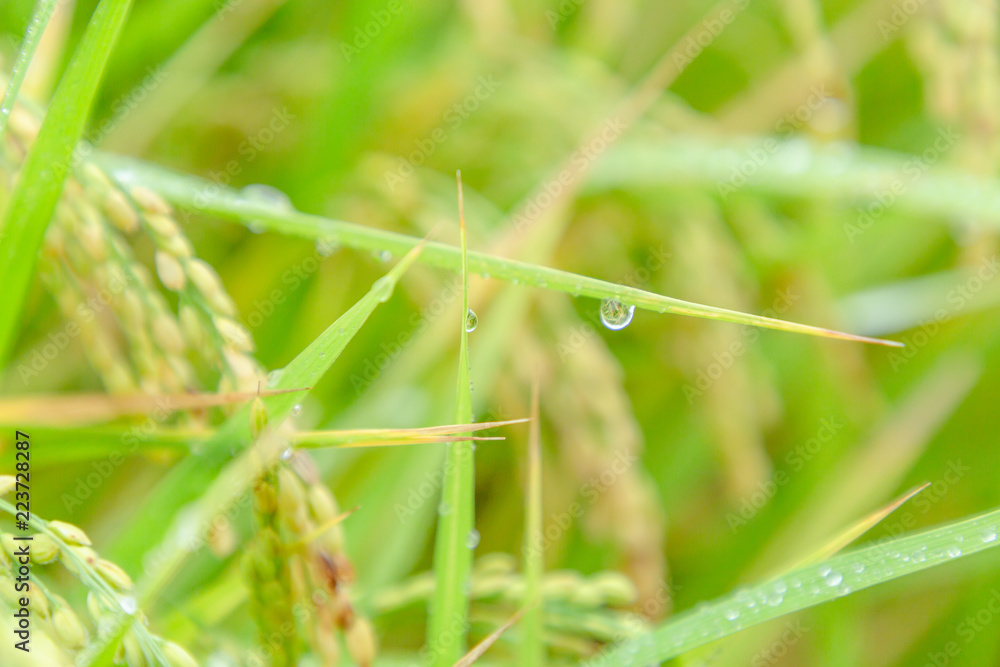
[
  {"xmin": 0, "ymin": 0, "xmax": 133, "ymax": 366},
  {"xmin": 428, "ymin": 171, "xmax": 476, "ymax": 665},
  {"xmin": 96, "ymin": 154, "xmax": 902, "ymax": 347},
  {"xmin": 0, "ymin": 0, "xmax": 58, "ymax": 140},
  {"xmin": 788, "ymin": 482, "xmax": 931, "ymax": 571},
  {"xmin": 0, "ymin": 387, "xmax": 305, "ymax": 425},
  {"xmin": 115, "ymin": 242, "xmax": 424, "ymax": 593},
  {"xmin": 589, "ymin": 505, "xmax": 1000, "ymax": 665},
  {"xmin": 454, "ymin": 605, "xmax": 534, "ymax": 667},
  {"xmin": 520, "ymin": 377, "xmax": 544, "ymax": 666},
  {"xmin": 292, "ymin": 417, "xmax": 528, "ymax": 447}
]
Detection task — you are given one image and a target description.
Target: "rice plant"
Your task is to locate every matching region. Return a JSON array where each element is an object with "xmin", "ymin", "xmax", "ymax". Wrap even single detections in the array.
[{"xmin": 2, "ymin": 1, "xmax": 1000, "ymax": 665}]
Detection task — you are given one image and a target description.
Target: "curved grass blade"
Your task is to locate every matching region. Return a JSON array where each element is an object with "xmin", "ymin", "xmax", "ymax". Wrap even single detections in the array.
[
  {"xmin": 96, "ymin": 155, "xmax": 901, "ymax": 347},
  {"xmin": 588, "ymin": 505, "xmax": 1000, "ymax": 665},
  {"xmin": 116, "ymin": 243, "xmax": 424, "ymax": 596},
  {"xmin": 0, "ymin": 0, "xmax": 58, "ymax": 140},
  {"xmin": 428, "ymin": 171, "xmax": 476, "ymax": 665},
  {"xmin": 0, "ymin": 0, "xmax": 133, "ymax": 366},
  {"xmin": 788, "ymin": 482, "xmax": 931, "ymax": 571}
]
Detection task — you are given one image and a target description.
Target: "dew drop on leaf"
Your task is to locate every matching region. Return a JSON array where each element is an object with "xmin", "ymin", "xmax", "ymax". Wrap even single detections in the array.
[
  {"xmin": 465, "ymin": 529, "xmax": 480, "ymax": 549},
  {"xmin": 465, "ymin": 308, "xmax": 478, "ymax": 332},
  {"xmin": 600, "ymin": 299, "xmax": 635, "ymax": 330}
]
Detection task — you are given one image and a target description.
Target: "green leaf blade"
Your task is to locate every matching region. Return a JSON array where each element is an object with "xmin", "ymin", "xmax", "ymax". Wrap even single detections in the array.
[
  {"xmin": 428, "ymin": 173, "xmax": 476, "ymax": 665},
  {"xmin": 593, "ymin": 506, "xmax": 1000, "ymax": 665},
  {"xmin": 0, "ymin": 0, "xmax": 133, "ymax": 365}
]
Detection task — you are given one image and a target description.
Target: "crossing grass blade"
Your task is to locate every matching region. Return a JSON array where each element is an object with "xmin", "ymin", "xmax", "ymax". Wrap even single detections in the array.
[
  {"xmin": 0, "ymin": 0, "xmax": 133, "ymax": 366},
  {"xmin": 588, "ymin": 505, "xmax": 1000, "ymax": 665},
  {"xmin": 427, "ymin": 171, "xmax": 477, "ymax": 665},
  {"xmin": 113, "ymin": 242, "xmax": 425, "ymax": 595},
  {"xmin": 96, "ymin": 155, "xmax": 902, "ymax": 347},
  {"xmin": 0, "ymin": 387, "xmax": 305, "ymax": 426}
]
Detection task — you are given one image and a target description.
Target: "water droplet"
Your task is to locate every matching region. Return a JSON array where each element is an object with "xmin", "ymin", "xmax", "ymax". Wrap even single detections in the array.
[
  {"xmin": 291, "ymin": 404, "xmax": 302, "ymax": 417},
  {"xmin": 280, "ymin": 448, "xmax": 293, "ymax": 461},
  {"xmin": 438, "ymin": 501, "xmax": 452, "ymax": 516},
  {"xmin": 378, "ymin": 250, "xmax": 392, "ymax": 262},
  {"xmin": 982, "ymin": 529, "xmax": 998, "ymax": 543},
  {"xmin": 947, "ymin": 547, "xmax": 962, "ymax": 558},
  {"xmin": 241, "ymin": 184, "xmax": 293, "ymax": 233},
  {"xmin": 824, "ymin": 572, "xmax": 843, "ymax": 586},
  {"xmin": 465, "ymin": 309, "xmax": 478, "ymax": 332},
  {"xmin": 119, "ymin": 596, "xmax": 137, "ymax": 614},
  {"xmin": 465, "ymin": 529, "xmax": 480, "ymax": 549},
  {"xmin": 600, "ymin": 299, "xmax": 635, "ymax": 330},
  {"xmin": 723, "ymin": 609, "xmax": 739, "ymax": 621},
  {"xmin": 819, "ymin": 566, "xmax": 832, "ymax": 577},
  {"xmin": 316, "ymin": 238, "xmax": 339, "ymax": 257}
]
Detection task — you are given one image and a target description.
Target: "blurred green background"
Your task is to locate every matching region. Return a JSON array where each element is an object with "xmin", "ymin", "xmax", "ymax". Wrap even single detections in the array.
[{"xmin": 4, "ymin": 0, "xmax": 1000, "ymax": 664}]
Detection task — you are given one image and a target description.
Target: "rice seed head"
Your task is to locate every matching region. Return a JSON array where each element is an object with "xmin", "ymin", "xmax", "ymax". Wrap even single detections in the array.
[
  {"xmin": 62, "ymin": 546, "xmax": 99, "ymax": 575},
  {"xmin": 186, "ymin": 258, "xmax": 237, "ymax": 316},
  {"xmin": 51, "ymin": 602, "xmax": 89, "ymax": 650},
  {"xmin": 161, "ymin": 640, "xmax": 199, "ymax": 667},
  {"xmin": 122, "ymin": 630, "xmax": 148, "ymax": 667},
  {"xmin": 32, "ymin": 534, "xmax": 60, "ymax": 564},
  {"xmin": 152, "ymin": 312, "xmax": 186, "ymax": 354},
  {"xmin": 103, "ymin": 189, "xmax": 140, "ymax": 233},
  {"xmin": 345, "ymin": 617, "xmax": 377, "ymax": 667},
  {"xmin": 589, "ymin": 571, "xmax": 639, "ymax": 606},
  {"xmin": 95, "ymin": 558, "xmax": 134, "ymax": 590},
  {"xmin": 306, "ymin": 485, "xmax": 339, "ymax": 524},
  {"xmin": 178, "ymin": 305, "xmax": 204, "ymax": 349},
  {"xmin": 155, "ymin": 251, "xmax": 186, "ymax": 291},
  {"xmin": 214, "ymin": 316, "xmax": 254, "ymax": 351},
  {"xmin": 0, "ymin": 475, "xmax": 16, "ymax": 496},
  {"xmin": 130, "ymin": 185, "xmax": 171, "ymax": 215},
  {"xmin": 250, "ymin": 397, "xmax": 268, "ymax": 439}
]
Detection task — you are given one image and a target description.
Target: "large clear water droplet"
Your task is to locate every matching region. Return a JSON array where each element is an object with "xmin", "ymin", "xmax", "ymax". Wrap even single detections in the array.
[
  {"xmin": 600, "ymin": 299, "xmax": 635, "ymax": 330},
  {"xmin": 982, "ymin": 529, "xmax": 998, "ymax": 543},
  {"xmin": 291, "ymin": 404, "xmax": 303, "ymax": 417},
  {"xmin": 465, "ymin": 309, "xmax": 478, "ymax": 333}
]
